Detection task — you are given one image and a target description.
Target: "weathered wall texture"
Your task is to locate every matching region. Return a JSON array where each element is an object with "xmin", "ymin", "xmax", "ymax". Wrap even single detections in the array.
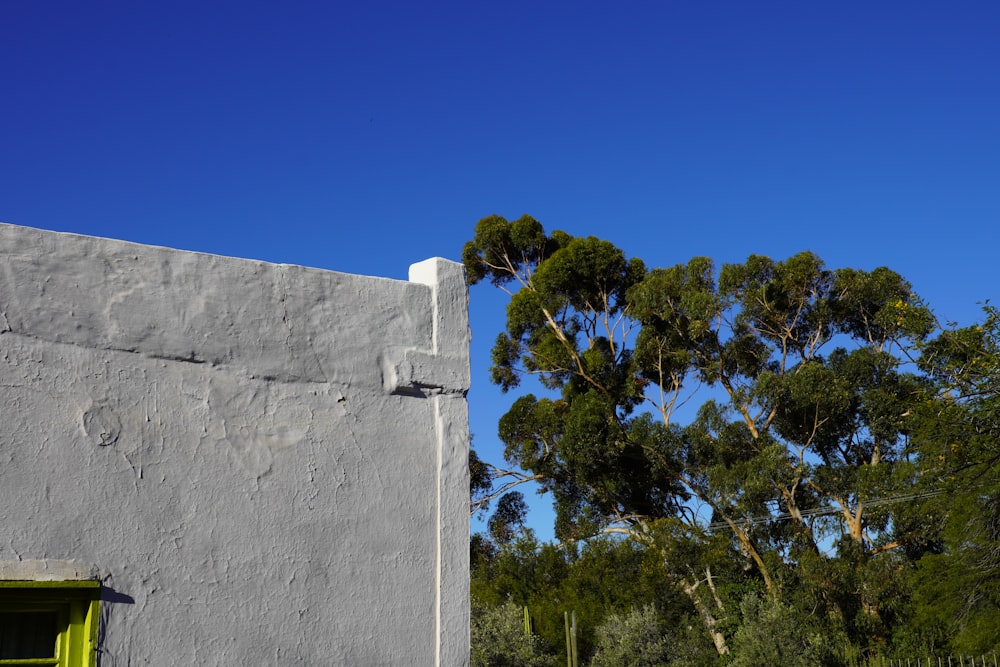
[{"xmin": 0, "ymin": 223, "xmax": 470, "ymax": 665}]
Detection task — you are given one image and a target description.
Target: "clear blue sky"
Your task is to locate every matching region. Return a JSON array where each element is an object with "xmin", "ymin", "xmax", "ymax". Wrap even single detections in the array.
[{"xmin": 3, "ymin": 1, "xmax": 998, "ymax": 541}]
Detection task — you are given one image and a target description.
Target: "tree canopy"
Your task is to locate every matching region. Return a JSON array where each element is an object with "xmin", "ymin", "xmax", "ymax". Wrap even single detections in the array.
[{"xmin": 466, "ymin": 215, "xmax": 1000, "ymax": 664}]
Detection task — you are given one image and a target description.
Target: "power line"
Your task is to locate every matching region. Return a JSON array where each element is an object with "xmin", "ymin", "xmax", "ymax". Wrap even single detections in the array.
[{"xmin": 705, "ymin": 489, "xmax": 945, "ymax": 531}]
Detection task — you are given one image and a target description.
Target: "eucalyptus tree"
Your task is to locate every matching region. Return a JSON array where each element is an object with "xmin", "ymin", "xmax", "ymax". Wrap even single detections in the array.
[
  {"xmin": 464, "ymin": 214, "xmax": 938, "ymax": 654},
  {"xmin": 902, "ymin": 305, "xmax": 1000, "ymax": 654}
]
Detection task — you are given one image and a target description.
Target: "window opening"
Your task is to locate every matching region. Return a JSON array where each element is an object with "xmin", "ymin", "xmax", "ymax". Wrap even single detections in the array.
[{"xmin": 0, "ymin": 581, "xmax": 99, "ymax": 667}]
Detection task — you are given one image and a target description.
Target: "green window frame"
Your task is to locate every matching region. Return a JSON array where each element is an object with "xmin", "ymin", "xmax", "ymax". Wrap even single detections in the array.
[{"xmin": 0, "ymin": 581, "xmax": 99, "ymax": 667}]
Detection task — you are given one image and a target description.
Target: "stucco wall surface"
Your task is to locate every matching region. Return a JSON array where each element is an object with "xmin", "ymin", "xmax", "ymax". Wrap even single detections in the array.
[{"xmin": 0, "ymin": 223, "xmax": 470, "ymax": 665}]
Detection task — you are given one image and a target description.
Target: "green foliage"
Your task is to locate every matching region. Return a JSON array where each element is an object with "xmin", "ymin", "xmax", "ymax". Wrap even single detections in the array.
[
  {"xmin": 531, "ymin": 236, "xmax": 644, "ymax": 318},
  {"xmin": 465, "ymin": 216, "xmax": 1000, "ymax": 661},
  {"xmin": 489, "ymin": 492, "xmax": 529, "ymax": 545},
  {"xmin": 589, "ymin": 605, "xmax": 677, "ymax": 667},
  {"xmin": 901, "ymin": 306, "xmax": 1000, "ymax": 655},
  {"xmin": 471, "ymin": 534, "xmax": 695, "ymax": 665},
  {"xmin": 471, "ymin": 448, "xmax": 493, "ymax": 510},
  {"xmin": 463, "ymin": 214, "xmax": 559, "ymax": 289},
  {"xmin": 471, "ymin": 597, "xmax": 553, "ymax": 667},
  {"xmin": 718, "ymin": 251, "xmax": 834, "ymax": 355},
  {"xmin": 907, "ymin": 491, "xmax": 1000, "ymax": 655},
  {"xmin": 728, "ymin": 594, "xmax": 849, "ymax": 667},
  {"xmin": 832, "ymin": 266, "xmax": 935, "ymax": 345}
]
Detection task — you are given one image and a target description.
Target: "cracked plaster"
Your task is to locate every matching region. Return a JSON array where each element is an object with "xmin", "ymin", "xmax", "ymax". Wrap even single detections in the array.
[{"xmin": 0, "ymin": 223, "xmax": 471, "ymax": 665}]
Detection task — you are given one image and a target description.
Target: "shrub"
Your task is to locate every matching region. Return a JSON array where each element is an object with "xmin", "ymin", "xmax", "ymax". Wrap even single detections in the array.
[{"xmin": 471, "ymin": 598, "xmax": 552, "ymax": 667}]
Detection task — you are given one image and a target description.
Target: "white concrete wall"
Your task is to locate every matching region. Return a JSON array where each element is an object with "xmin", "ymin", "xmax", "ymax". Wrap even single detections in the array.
[{"xmin": 0, "ymin": 223, "xmax": 470, "ymax": 665}]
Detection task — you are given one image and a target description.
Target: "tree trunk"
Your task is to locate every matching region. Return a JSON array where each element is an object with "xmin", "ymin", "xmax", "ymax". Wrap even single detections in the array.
[
  {"xmin": 680, "ymin": 576, "xmax": 730, "ymax": 655},
  {"xmin": 722, "ymin": 516, "xmax": 775, "ymax": 593}
]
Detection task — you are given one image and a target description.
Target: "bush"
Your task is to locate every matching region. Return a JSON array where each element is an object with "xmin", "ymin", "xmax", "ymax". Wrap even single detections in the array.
[
  {"xmin": 590, "ymin": 604, "xmax": 675, "ymax": 667},
  {"xmin": 471, "ymin": 598, "xmax": 552, "ymax": 667},
  {"xmin": 728, "ymin": 594, "xmax": 847, "ymax": 667}
]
